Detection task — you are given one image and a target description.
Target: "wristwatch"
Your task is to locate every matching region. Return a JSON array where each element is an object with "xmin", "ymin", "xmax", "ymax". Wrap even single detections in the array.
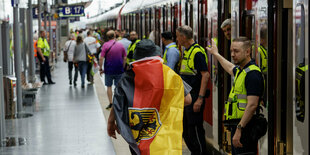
[
  {"xmin": 198, "ymin": 95, "xmax": 205, "ymax": 99},
  {"xmin": 237, "ymin": 124, "xmax": 243, "ymax": 130}
]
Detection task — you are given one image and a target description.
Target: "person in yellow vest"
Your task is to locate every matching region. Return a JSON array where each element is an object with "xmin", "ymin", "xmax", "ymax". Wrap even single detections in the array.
[
  {"xmin": 206, "ymin": 37, "xmax": 264, "ymax": 155},
  {"xmin": 258, "ymin": 26, "xmax": 268, "ymax": 74},
  {"xmin": 176, "ymin": 25, "xmax": 210, "ymax": 154},
  {"xmin": 126, "ymin": 31, "xmax": 140, "ymax": 67},
  {"xmin": 161, "ymin": 31, "xmax": 180, "ymax": 72},
  {"xmin": 37, "ymin": 29, "xmax": 55, "ymax": 85}
]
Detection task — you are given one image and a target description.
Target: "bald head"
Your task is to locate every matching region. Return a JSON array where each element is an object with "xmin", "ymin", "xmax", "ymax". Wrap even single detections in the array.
[{"xmin": 106, "ymin": 30, "xmax": 116, "ymax": 40}]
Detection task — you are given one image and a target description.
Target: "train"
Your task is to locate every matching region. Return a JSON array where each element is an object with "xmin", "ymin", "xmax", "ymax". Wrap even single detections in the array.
[{"xmin": 85, "ymin": 0, "xmax": 309, "ymax": 154}]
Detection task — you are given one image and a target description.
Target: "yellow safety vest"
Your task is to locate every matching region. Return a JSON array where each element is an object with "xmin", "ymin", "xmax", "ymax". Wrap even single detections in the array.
[
  {"xmin": 37, "ymin": 37, "xmax": 50, "ymax": 56},
  {"xmin": 224, "ymin": 65, "xmax": 261, "ymax": 120},
  {"xmin": 295, "ymin": 63, "xmax": 308, "ymax": 122},
  {"xmin": 179, "ymin": 43, "xmax": 208, "ymax": 75},
  {"xmin": 163, "ymin": 43, "xmax": 179, "ymax": 64},
  {"xmin": 258, "ymin": 45, "xmax": 268, "ymax": 74},
  {"xmin": 127, "ymin": 40, "xmax": 141, "ymax": 64}
]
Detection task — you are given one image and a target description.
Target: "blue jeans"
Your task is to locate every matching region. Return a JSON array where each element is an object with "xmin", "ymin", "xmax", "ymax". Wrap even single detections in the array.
[
  {"xmin": 78, "ymin": 61, "xmax": 88, "ymax": 86},
  {"xmin": 104, "ymin": 74, "xmax": 122, "ymax": 87}
]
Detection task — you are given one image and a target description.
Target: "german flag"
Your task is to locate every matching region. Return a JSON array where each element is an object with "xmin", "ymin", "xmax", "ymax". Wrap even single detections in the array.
[{"xmin": 113, "ymin": 58, "xmax": 184, "ymax": 155}]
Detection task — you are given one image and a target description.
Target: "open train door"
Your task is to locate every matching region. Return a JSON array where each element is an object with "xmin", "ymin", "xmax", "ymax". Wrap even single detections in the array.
[{"xmin": 293, "ymin": 0, "xmax": 309, "ymax": 154}]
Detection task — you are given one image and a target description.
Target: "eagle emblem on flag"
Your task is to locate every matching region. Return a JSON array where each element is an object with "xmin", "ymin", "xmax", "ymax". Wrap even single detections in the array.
[{"xmin": 129, "ymin": 108, "xmax": 162, "ymax": 143}]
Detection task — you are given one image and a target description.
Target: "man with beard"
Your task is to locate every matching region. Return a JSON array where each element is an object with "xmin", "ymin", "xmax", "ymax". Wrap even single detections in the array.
[
  {"xmin": 206, "ymin": 37, "xmax": 264, "ymax": 155},
  {"xmin": 126, "ymin": 31, "xmax": 140, "ymax": 67}
]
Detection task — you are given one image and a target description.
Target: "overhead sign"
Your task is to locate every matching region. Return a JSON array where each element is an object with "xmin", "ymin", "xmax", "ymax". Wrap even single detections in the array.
[{"xmin": 58, "ymin": 5, "xmax": 85, "ymax": 17}]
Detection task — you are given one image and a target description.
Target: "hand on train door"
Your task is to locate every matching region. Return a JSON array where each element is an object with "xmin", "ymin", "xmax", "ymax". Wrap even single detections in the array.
[{"xmin": 205, "ymin": 39, "xmax": 219, "ymax": 55}]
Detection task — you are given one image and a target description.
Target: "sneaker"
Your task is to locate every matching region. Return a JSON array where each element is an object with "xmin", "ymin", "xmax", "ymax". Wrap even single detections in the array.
[{"xmin": 106, "ymin": 103, "xmax": 113, "ymax": 109}]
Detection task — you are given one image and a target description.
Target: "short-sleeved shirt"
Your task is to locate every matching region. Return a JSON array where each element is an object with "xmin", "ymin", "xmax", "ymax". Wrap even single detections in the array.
[
  {"xmin": 101, "ymin": 39, "xmax": 127, "ymax": 75},
  {"xmin": 118, "ymin": 38, "xmax": 132, "ymax": 53},
  {"xmin": 233, "ymin": 60, "xmax": 264, "ymax": 97},
  {"xmin": 181, "ymin": 43, "xmax": 208, "ymax": 93},
  {"xmin": 84, "ymin": 36, "xmax": 100, "ymax": 54},
  {"xmin": 64, "ymin": 40, "xmax": 76, "ymax": 61},
  {"xmin": 165, "ymin": 42, "xmax": 180, "ymax": 71}
]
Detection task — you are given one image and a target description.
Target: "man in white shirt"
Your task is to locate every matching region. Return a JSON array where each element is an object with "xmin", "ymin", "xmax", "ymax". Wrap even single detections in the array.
[
  {"xmin": 64, "ymin": 34, "xmax": 78, "ymax": 86},
  {"xmin": 84, "ymin": 30, "xmax": 100, "ymax": 84}
]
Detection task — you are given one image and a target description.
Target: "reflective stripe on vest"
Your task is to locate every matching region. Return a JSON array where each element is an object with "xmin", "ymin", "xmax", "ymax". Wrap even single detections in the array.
[
  {"xmin": 224, "ymin": 64, "xmax": 261, "ymax": 120},
  {"xmin": 163, "ymin": 44, "xmax": 178, "ymax": 64},
  {"xmin": 179, "ymin": 44, "xmax": 208, "ymax": 75},
  {"xmin": 258, "ymin": 45, "xmax": 268, "ymax": 73},
  {"xmin": 127, "ymin": 40, "xmax": 141, "ymax": 64},
  {"xmin": 38, "ymin": 37, "xmax": 50, "ymax": 56}
]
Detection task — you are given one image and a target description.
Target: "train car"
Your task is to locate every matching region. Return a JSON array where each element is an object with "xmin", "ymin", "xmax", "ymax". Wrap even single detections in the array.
[{"xmin": 85, "ymin": 0, "xmax": 309, "ymax": 154}]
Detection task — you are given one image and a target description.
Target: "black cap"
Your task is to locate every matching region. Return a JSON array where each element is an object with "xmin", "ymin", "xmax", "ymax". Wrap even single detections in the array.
[{"xmin": 133, "ymin": 39, "xmax": 161, "ymax": 60}]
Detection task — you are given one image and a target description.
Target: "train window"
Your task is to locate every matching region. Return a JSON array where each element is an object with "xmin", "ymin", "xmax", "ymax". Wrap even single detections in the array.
[
  {"xmin": 295, "ymin": 3, "xmax": 306, "ymax": 122},
  {"xmin": 241, "ymin": 10, "xmax": 256, "ymax": 59},
  {"xmin": 231, "ymin": 11, "xmax": 238, "ymax": 40}
]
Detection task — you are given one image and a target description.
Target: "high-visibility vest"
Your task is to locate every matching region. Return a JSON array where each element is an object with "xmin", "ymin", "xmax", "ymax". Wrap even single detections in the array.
[
  {"xmin": 179, "ymin": 43, "xmax": 208, "ymax": 75},
  {"xmin": 295, "ymin": 63, "xmax": 308, "ymax": 122},
  {"xmin": 258, "ymin": 45, "xmax": 268, "ymax": 74},
  {"xmin": 163, "ymin": 43, "xmax": 179, "ymax": 64},
  {"xmin": 127, "ymin": 39, "xmax": 141, "ymax": 64},
  {"xmin": 224, "ymin": 64, "xmax": 261, "ymax": 120},
  {"xmin": 37, "ymin": 37, "xmax": 50, "ymax": 56},
  {"xmin": 33, "ymin": 40, "xmax": 38, "ymax": 57}
]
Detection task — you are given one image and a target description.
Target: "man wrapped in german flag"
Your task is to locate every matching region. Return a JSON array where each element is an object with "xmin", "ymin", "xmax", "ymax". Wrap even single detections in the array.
[{"xmin": 107, "ymin": 39, "xmax": 192, "ymax": 155}]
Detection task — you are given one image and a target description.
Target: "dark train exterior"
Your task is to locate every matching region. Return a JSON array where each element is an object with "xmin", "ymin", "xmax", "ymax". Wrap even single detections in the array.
[{"xmin": 86, "ymin": 0, "xmax": 309, "ymax": 154}]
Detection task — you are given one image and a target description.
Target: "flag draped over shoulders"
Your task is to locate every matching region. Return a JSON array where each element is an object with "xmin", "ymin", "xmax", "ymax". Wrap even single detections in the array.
[{"xmin": 113, "ymin": 58, "xmax": 184, "ymax": 155}]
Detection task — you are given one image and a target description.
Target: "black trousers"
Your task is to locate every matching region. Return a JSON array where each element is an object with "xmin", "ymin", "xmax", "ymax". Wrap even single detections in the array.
[
  {"xmin": 38, "ymin": 56, "xmax": 53, "ymax": 83},
  {"xmin": 68, "ymin": 61, "xmax": 78, "ymax": 82},
  {"xmin": 230, "ymin": 126, "xmax": 258, "ymax": 155},
  {"xmin": 86, "ymin": 61, "xmax": 93, "ymax": 82},
  {"xmin": 183, "ymin": 93, "xmax": 207, "ymax": 155}
]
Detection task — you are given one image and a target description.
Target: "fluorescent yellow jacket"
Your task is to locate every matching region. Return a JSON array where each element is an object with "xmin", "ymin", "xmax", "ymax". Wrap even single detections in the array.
[
  {"xmin": 258, "ymin": 45, "xmax": 268, "ymax": 74},
  {"xmin": 127, "ymin": 40, "xmax": 141, "ymax": 64},
  {"xmin": 179, "ymin": 43, "xmax": 208, "ymax": 75},
  {"xmin": 37, "ymin": 37, "xmax": 50, "ymax": 56},
  {"xmin": 224, "ymin": 65, "xmax": 261, "ymax": 120}
]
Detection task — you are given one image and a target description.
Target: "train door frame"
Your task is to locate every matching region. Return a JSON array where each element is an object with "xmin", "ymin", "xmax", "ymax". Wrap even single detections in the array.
[
  {"xmin": 144, "ymin": 9, "xmax": 150, "ymax": 39},
  {"xmin": 155, "ymin": 7, "xmax": 161, "ymax": 46},
  {"xmin": 167, "ymin": 4, "xmax": 172, "ymax": 32},
  {"xmin": 293, "ymin": 0, "xmax": 309, "ymax": 154},
  {"xmin": 141, "ymin": 10, "xmax": 145, "ymax": 39},
  {"xmin": 172, "ymin": 2, "xmax": 178, "ymax": 42}
]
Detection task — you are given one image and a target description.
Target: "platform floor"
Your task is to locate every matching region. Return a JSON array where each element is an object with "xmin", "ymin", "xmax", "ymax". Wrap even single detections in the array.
[{"xmin": 0, "ymin": 60, "xmax": 115, "ymax": 155}]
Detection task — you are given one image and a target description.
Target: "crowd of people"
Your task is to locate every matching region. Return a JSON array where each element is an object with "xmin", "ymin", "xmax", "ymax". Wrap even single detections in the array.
[{"xmin": 56, "ymin": 19, "xmax": 265, "ymax": 155}]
